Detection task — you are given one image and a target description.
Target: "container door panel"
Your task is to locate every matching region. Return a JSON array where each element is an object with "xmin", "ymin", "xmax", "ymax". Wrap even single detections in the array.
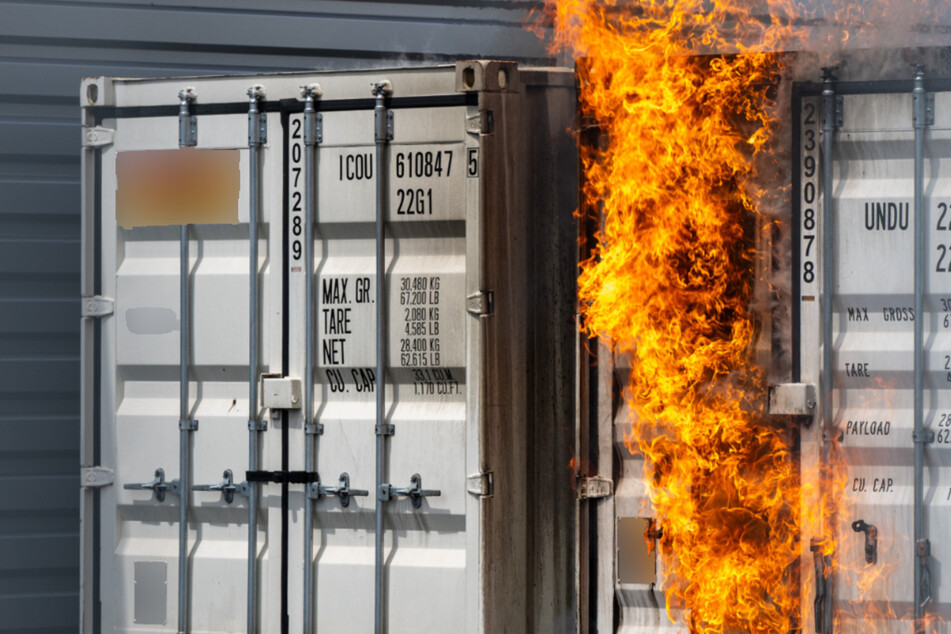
[
  {"xmin": 304, "ymin": 103, "xmax": 477, "ymax": 633},
  {"xmin": 799, "ymin": 86, "xmax": 951, "ymax": 631},
  {"xmin": 96, "ymin": 110, "xmax": 282, "ymax": 632}
]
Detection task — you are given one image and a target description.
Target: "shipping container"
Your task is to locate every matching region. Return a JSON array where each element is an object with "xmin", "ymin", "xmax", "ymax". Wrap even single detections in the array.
[
  {"xmin": 586, "ymin": 57, "xmax": 951, "ymax": 633},
  {"xmin": 79, "ymin": 61, "xmax": 580, "ymax": 633}
]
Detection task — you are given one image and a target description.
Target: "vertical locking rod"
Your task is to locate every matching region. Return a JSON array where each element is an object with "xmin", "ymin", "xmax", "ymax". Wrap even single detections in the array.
[
  {"xmin": 301, "ymin": 83, "xmax": 321, "ymax": 634},
  {"xmin": 246, "ymin": 84, "xmax": 266, "ymax": 634},
  {"xmin": 819, "ymin": 67, "xmax": 837, "ymax": 634},
  {"xmin": 372, "ymin": 79, "xmax": 392, "ymax": 634},
  {"xmin": 177, "ymin": 224, "xmax": 191, "ymax": 634},
  {"xmin": 177, "ymin": 86, "xmax": 197, "ymax": 634},
  {"xmin": 912, "ymin": 64, "xmax": 932, "ymax": 632}
]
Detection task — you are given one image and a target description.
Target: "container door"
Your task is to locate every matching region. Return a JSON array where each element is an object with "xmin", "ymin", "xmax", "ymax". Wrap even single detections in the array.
[
  {"xmin": 82, "ymin": 69, "xmax": 489, "ymax": 634},
  {"xmin": 797, "ymin": 83, "xmax": 951, "ymax": 631},
  {"xmin": 82, "ymin": 86, "xmax": 284, "ymax": 632},
  {"xmin": 293, "ymin": 98, "xmax": 481, "ymax": 632}
]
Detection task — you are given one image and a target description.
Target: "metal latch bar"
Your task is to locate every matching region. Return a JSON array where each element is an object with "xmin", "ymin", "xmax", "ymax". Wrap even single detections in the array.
[
  {"xmin": 81, "ymin": 466, "xmax": 114, "ymax": 489},
  {"xmin": 82, "ymin": 295, "xmax": 114, "ymax": 318}
]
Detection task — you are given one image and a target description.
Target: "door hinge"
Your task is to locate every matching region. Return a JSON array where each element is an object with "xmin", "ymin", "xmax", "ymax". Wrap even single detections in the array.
[
  {"xmin": 82, "ymin": 126, "xmax": 115, "ymax": 148},
  {"xmin": 466, "ymin": 472, "xmax": 494, "ymax": 498},
  {"xmin": 466, "ymin": 291, "xmax": 494, "ymax": 316},
  {"xmin": 82, "ymin": 296, "xmax": 114, "ymax": 318},
  {"xmin": 578, "ymin": 476, "xmax": 613, "ymax": 500},
  {"xmin": 81, "ymin": 466, "xmax": 114, "ymax": 489},
  {"xmin": 466, "ymin": 111, "xmax": 493, "ymax": 135}
]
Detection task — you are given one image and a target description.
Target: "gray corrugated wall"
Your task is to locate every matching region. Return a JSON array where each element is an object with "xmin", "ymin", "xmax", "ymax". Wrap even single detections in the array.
[{"xmin": 0, "ymin": 2, "xmax": 552, "ymax": 631}]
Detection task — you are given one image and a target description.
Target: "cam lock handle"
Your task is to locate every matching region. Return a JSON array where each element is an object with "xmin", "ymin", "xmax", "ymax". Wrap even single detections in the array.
[
  {"xmin": 193, "ymin": 469, "xmax": 250, "ymax": 504},
  {"xmin": 308, "ymin": 472, "xmax": 369, "ymax": 508},
  {"xmin": 851, "ymin": 519, "xmax": 878, "ymax": 565},
  {"xmin": 379, "ymin": 473, "xmax": 441, "ymax": 509},
  {"xmin": 124, "ymin": 468, "xmax": 179, "ymax": 502}
]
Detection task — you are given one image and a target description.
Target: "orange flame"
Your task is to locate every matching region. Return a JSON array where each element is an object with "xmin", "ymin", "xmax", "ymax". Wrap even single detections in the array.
[
  {"xmin": 540, "ymin": 1, "xmax": 951, "ymax": 631},
  {"xmin": 547, "ymin": 1, "xmax": 803, "ymax": 630}
]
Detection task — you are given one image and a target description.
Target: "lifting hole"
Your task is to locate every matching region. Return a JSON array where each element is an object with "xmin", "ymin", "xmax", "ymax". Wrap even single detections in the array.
[
  {"xmin": 86, "ymin": 83, "xmax": 99, "ymax": 105},
  {"xmin": 462, "ymin": 67, "xmax": 476, "ymax": 90}
]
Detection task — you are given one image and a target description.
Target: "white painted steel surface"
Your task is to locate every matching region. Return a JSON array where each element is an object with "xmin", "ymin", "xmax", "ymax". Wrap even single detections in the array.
[
  {"xmin": 81, "ymin": 63, "xmax": 578, "ymax": 633},
  {"xmin": 797, "ymin": 85, "xmax": 951, "ymax": 631}
]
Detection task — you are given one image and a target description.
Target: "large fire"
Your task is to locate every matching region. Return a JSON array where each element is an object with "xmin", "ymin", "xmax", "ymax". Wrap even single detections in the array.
[
  {"xmin": 548, "ymin": 1, "xmax": 803, "ymax": 630},
  {"xmin": 542, "ymin": 0, "xmax": 951, "ymax": 630}
]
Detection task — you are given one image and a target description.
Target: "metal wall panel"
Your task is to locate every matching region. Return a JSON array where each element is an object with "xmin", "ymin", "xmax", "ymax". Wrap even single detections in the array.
[{"xmin": 0, "ymin": 3, "xmax": 551, "ymax": 632}]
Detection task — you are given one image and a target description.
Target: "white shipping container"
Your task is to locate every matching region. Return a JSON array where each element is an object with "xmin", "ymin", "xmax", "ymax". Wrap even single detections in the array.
[
  {"xmin": 586, "ymin": 57, "xmax": 951, "ymax": 634},
  {"xmin": 79, "ymin": 62, "xmax": 580, "ymax": 634}
]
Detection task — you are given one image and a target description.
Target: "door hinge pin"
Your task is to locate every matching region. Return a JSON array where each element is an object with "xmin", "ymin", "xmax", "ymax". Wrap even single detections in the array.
[
  {"xmin": 578, "ymin": 475, "xmax": 613, "ymax": 500},
  {"xmin": 81, "ymin": 295, "xmax": 114, "ymax": 318},
  {"xmin": 82, "ymin": 126, "xmax": 115, "ymax": 148},
  {"xmin": 81, "ymin": 466, "xmax": 114, "ymax": 489},
  {"xmin": 466, "ymin": 472, "xmax": 494, "ymax": 498}
]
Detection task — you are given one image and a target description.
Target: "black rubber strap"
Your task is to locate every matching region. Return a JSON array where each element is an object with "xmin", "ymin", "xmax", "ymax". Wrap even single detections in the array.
[{"xmin": 245, "ymin": 470, "xmax": 319, "ymax": 484}]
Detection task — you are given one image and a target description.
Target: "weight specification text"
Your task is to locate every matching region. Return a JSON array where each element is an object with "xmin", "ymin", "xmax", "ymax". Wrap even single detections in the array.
[{"xmin": 399, "ymin": 275, "xmax": 443, "ymax": 367}]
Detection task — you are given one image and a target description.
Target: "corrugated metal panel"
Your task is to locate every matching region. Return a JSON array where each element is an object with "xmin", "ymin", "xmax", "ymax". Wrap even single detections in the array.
[
  {"xmin": 796, "ymin": 82, "xmax": 951, "ymax": 630},
  {"xmin": 0, "ymin": 3, "xmax": 551, "ymax": 632},
  {"xmin": 84, "ymin": 63, "xmax": 576, "ymax": 632}
]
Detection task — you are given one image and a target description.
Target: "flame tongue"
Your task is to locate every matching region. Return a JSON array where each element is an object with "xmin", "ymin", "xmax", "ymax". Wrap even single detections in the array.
[{"xmin": 552, "ymin": 0, "xmax": 800, "ymax": 630}]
